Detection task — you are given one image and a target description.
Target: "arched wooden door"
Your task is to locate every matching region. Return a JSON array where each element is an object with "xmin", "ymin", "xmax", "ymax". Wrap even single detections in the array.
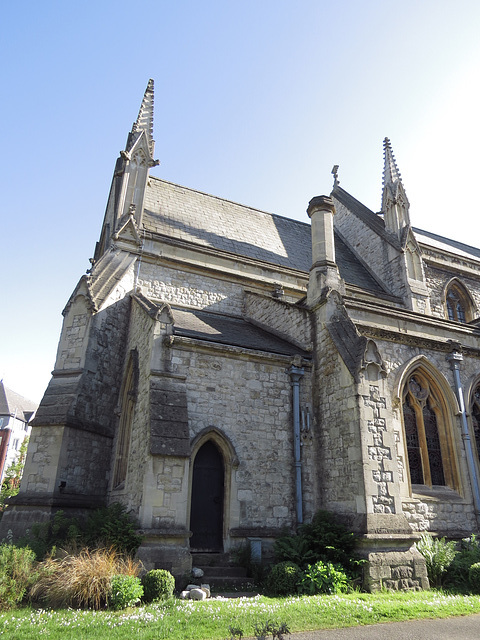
[{"xmin": 190, "ymin": 440, "xmax": 224, "ymax": 551}]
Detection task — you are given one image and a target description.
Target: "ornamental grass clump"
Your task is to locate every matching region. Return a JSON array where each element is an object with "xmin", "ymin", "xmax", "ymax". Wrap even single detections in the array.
[{"xmin": 31, "ymin": 547, "xmax": 142, "ymax": 609}]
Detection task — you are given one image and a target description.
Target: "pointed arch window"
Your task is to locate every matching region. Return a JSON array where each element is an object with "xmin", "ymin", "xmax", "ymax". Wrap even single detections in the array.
[
  {"xmin": 402, "ymin": 372, "xmax": 457, "ymax": 489},
  {"xmin": 471, "ymin": 385, "xmax": 480, "ymax": 463},
  {"xmin": 445, "ymin": 281, "xmax": 473, "ymax": 323},
  {"xmin": 112, "ymin": 350, "xmax": 138, "ymax": 490}
]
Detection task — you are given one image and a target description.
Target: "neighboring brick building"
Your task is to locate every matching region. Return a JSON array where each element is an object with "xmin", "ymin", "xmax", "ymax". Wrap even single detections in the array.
[
  {"xmin": 3, "ymin": 80, "xmax": 480, "ymax": 590},
  {"xmin": 0, "ymin": 382, "xmax": 36, "ymax": 483}
]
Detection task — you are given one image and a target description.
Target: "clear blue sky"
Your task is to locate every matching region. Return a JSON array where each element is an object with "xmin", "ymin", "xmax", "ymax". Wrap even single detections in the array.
[{"xmin": 2, "ymin": 0, "xmax": 480, "ymax": 403}]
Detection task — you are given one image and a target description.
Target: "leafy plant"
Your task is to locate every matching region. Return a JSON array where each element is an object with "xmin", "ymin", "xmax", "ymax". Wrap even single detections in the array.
[
  {"xmin": 141, "ymin": 569, "xmax": 175, "ymax": 602},
  {"xmin": 83, "ymin": 503, "xmax": 143, "ymax": 555},
  {"xmin": 416, "ymin": 533, "xmax": 457, "ymax": 588},
  {"xmin": 273, "ymin": 534, "xmax": 316, "ymax": 568},
  {"xmin": 227, "ymin": 625, "xmax": 244, "ymax": 639},
  {"xmin": 0, "ymin": 438, "xmax": 29, "ymax": 514},
  {"xmin": 445, "ymin": 534, "xmax": 480, "ymax": 591},
  {"xmin": 21, "ymin": 503, "xmax": 142, "ymax": 560},
  {"xmin": 297, "ymin": 560, "xmax": 349, "ymax": 595},
  {"xmin": 0, "ymin": 544, "xmax": 38, "ymax": 610},
  {"xmin": 30, "ymin": 547, "xmax": 142, "ymax": 609},
  {"xmin": 109, "ymin": 574, "xmax": 143, "ymax": 609},
  {"xmin": 274, "ymin": 510, "xmax": 361, "ymax": 579},
  {"xmin": 253, "ymin": 620, "xmax": 290, "ymax": 640},
  {"xmin": 266, "ymin": 561, "xmax": 302, "ymax": 596}
]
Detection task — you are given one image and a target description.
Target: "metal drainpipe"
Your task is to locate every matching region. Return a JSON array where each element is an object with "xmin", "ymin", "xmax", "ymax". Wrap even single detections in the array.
[
  {"xmin": 447, "ymin": 349, "xmax": 480, "ymax": 515},
  {"xmin": 289, "ymin": 364, "xmax": 305, "ymax": 525}
]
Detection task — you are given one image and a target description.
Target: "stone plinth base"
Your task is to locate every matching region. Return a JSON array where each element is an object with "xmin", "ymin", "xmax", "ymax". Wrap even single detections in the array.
[
  {"xmin": 357, "ymin": 533, "xmax": 429, "ymax": 591},
  {"xmin": 136, "ymin": 529, "xmax": 192, "ymax": 581}
]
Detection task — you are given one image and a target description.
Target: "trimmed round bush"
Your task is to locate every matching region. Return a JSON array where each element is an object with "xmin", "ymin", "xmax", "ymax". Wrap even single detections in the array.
[
  {"xmin": 468, "ymin": 562, "xmax": 480, "ymax": 593},
  {"xmin": 267, "ymin": 561, "xmax": 302, "ymax": 596},
  {"xmin": 109, "ymin": 574, "xmax": 143, "ymax": 610},
  {"xmin": 142, "ymin": 569, "xmax": 175, "ymax": 602}
]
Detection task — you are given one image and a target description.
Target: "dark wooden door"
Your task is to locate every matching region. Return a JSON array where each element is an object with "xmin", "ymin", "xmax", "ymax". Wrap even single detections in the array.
[{"xmin": 190, "ymin": 441, "xmax": 224, "ymax": 551}]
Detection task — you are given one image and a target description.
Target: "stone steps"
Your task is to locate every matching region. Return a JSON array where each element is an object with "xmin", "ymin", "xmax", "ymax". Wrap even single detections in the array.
[{"xmin": 191, "ymin": 552, "xmax": 253, "ymax": 592}]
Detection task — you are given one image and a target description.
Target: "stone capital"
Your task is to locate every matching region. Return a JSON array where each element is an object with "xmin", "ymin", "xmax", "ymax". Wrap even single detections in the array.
[{"xmin": 307, "ymin": 195, "xmax": 335, "ymax": 218}]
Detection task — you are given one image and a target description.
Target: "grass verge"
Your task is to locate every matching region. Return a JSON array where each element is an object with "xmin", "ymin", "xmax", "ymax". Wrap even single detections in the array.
[{"xmin": 2, "ymin": 591, "xmax": 480, "ymax": 639}]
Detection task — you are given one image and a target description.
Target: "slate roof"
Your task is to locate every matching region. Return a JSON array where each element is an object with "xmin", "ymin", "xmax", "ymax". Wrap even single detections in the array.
[
  {"xmin": 171, "ymin": 307, "xmax": 310, "ymax": 357},
  {"xmin": 0, "ymin": 382, "xmax": 37, "ymax": 422},
  {"xmin": 143, "ymin": 178, "xmax": 387, "ymax": 294},
  {"xmin": 414, "ymin": 228, "xmax": 480, "ymax": 261}
]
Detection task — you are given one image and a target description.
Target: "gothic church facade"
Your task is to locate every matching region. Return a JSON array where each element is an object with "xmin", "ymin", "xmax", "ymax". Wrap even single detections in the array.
[{"xmin": 3, "ymin": 80, "xmax": 480, "ymax": 590}]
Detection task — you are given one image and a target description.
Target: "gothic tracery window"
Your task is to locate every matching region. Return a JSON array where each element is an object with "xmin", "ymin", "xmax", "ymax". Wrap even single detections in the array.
[
  {"xmin": 445, "ymin": 282, "xmax": 472, "ymax": 323},
  {"xmin": 402, "ymin": 373, "xmax": 454, "ymax": 488},
  {"xmin": 471, "ymin": 386, "xmax": 480, "ymax": 463}
]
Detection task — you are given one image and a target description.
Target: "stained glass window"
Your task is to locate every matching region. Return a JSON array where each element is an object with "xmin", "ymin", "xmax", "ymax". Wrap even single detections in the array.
[{"xmin": 402, "ymin": 374, "xmax": 447, "ymax": 488}]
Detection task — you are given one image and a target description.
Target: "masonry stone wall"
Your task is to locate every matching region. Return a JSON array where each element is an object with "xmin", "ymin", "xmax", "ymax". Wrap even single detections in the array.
[
  {"xmin": 109, "ymin": 298, "xmax": 156, "ymax": 520},
  {"xmin": 372, "ymin": 337, "xmax": 478, "ymax": 534},
  {"xmin": 333, "ymin": 200, "xmax": 391, "ymax": 293},
  {"xmin": 168, "ymin": 343, "xmax": 311, "ymax": 531},
  {"xmin": 313, "ymin": 326, "xmax": 365, "ymax": 521},
  {"xmin": 424, "ymin": 262, "xmax": 480, "ymax": 319},
  {"xmin": 58, "ymin": 427, "xmax": 112, "ymax": 498},
  {"xmin": 244, "ymin": 292, "xmax": 312, "ymax": 351},
  {"xmin": 73, "ymin": 296, "xmax": 131, "ymax": 434},
  {"xmin": 138, "ymin": 262, "xmax": 244, "ymax": 315}
]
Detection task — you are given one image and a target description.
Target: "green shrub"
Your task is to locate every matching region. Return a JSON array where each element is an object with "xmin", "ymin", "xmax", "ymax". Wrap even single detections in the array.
[
  {"xmin": 25, "ymin": 510, "xmax": 82, "ymax": 559},
  {"xmin": 0, "ymin": 544, "xmax": 38, "ymax": 610},
  {"xmin": 266, "ymin": 561, "xmax": 302, "ymax": 596},
  {"xmin": 274, "ymin": 510, "xmax": 361, "ymax": 578},
  {"xmin": 445, "ymin": 535, "xmax": 480, "ymax": 591},
  {"xmin": 416, "ymin": 533, "xmax": 457, "ymax": 588},
  {"xmin": 468, "ymin": 562, "xmax": 480, "ymax": 593},
  {"xmin": 21, "ymin": 503, "xmax": 142, "ymax": 560},
  {"xmin": 109, "ymin": 574, "xmax": 143, "ymax": 610},
  {"xmin": 297, "ymin": 560, "xmax": 349, "ymax": 595},
  {"xmin": 142, "ymin": 569, "xmax": 175, "ymax": 602},
  {"xmin": 83, "ymin": 503, "xmax": 142, "ymax": 555}
]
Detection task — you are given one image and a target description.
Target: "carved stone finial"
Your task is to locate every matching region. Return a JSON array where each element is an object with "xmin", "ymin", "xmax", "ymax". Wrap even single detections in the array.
[{"xmin": 332, "ymin": 165, "xmax": 340, "ymax": 187}]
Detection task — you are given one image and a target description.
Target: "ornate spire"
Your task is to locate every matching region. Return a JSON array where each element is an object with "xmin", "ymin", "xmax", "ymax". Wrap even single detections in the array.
[
  {"xmin": 382, "ymin": 137, "xmax": 402, "ymax": 191},
  {"xmin": 381, "ymin": 137, "xmax": 409, "ymax": 214},
  {"xmin": 380, "ymin": 137, "xmax": 411, "ymax": 239},
  {"xmin": 126, "ymin": 79, "xmax": 155, "ymax": 156}
]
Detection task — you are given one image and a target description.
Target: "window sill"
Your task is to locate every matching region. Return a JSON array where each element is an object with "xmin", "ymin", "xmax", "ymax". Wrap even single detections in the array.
[{"xmin": 410, "ymin": 484, "xmax": 464, "ymax": 502}]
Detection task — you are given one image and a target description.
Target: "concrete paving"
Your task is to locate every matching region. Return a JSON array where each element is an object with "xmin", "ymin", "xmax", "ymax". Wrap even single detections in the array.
[{"xmin": 285, "ymin": 613, "xmax": 480, "ymax": 639}]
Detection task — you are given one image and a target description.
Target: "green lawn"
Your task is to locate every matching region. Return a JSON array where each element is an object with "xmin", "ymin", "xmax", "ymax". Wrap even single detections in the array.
[{"xmin": 2, "ymin": 591, "xmax": 480, "ymax": 639}]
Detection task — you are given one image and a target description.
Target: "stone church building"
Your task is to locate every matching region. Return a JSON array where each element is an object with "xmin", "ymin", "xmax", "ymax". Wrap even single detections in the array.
[{"xmin": 3, "ymin": 80, "xmax": 480, "ymax": 590}]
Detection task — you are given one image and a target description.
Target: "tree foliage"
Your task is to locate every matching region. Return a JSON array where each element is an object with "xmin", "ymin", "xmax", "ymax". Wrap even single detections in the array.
[{"xmin": 0, "ymin": 437, "xmax": 29, "ymax": 514}]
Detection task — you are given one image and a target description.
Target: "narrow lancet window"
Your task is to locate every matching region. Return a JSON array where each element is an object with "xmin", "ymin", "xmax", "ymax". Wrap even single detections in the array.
[
  {"xmin": 112, "ymin": 350, "xmax": 138, "ymax": 490},
  {"xmin": 445, "ymin": 282, "xmax": 472, "ymax": 323}
]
